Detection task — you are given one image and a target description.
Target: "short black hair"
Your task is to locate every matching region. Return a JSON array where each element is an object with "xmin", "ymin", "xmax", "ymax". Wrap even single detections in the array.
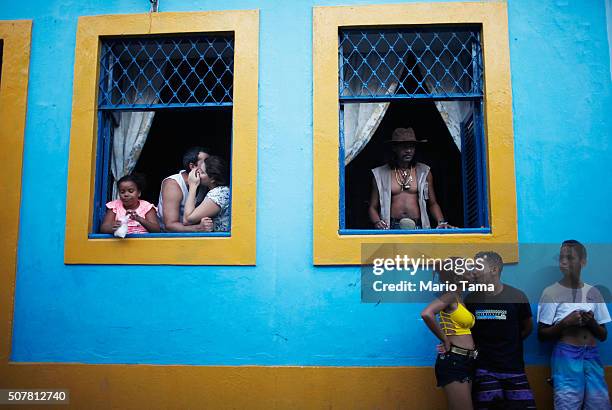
[
  {"xmin": 562, "ymin": 239, "xmax": 587, "ymax": 260},
  {"xmin": 475, "ymin": 251, "xmax": 504, "ymax": 275},
  {"xmin": 116, "ymin": 173, "xmax": 146, "ymax": 192},
  {"xmin": 204, "ymin": 156, "xmax": 229, "ymax": 187},
  {"xmin": 182, "ymin": 146, "xmax": 210, "ymax": 171}
]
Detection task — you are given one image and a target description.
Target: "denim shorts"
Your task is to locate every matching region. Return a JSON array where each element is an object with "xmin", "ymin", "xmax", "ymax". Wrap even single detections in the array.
[{"xmin": 434, "ymin": 350, "xmax": 476, "ymax": 387}]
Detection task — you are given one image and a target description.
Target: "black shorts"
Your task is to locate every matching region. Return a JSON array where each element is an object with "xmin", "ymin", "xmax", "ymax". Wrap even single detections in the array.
[{"xmin": 435, "ymin": 351, "xmax": 476, "ymax": 387}]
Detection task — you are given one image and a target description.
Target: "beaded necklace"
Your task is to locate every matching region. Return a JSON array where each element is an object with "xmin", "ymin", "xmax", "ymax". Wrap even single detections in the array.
[{"xmin": 395, "ymin": 167, "xmax": 414, "ymax": 191}]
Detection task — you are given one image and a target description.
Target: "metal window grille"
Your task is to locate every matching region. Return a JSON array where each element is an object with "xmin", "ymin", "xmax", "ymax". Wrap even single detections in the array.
[
  {"xmin": 98, "ymin": 35, "xmax": 234, "ymax": 110},
  {"xmin": 338, "ymin": 26, "xmax": 489, "ymax": 231},
  {"xmin": 339, "ymin": 28, "xmax": 482, "ymax": 101},
  {"xmin": 92, "ymin": 34, "xmax": 235, "ymax": 233}
]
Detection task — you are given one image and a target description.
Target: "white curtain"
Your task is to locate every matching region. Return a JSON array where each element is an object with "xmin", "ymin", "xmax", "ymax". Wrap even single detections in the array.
[
  {"xmin": 416, "ymin": 40, "xmax": 478, "ymax": 151},
  {"xmin": 110, "ymin": 64, "xmax": 160, "ymax": 198},
  {"xmin": 342, "ymin": 52, "xmax": 402, "ymax": 165},
  {"xmin": 432, "ymin": 100, "xmax": 472, "ymax": 151},
  {"xmin": 343, "ymin": 103, "xmax": 389, "ymax": 165}
]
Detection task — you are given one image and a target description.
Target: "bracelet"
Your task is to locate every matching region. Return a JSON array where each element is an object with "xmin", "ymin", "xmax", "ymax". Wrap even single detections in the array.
[{"xmin": 437, "ymin": 220, "xmax": 448, "ymax": 225}]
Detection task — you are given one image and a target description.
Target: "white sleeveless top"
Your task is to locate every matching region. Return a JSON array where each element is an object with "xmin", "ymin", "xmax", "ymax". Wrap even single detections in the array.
[{"xmin": 157, "ymin": 171, "xmax": 189, "ymax": 228}]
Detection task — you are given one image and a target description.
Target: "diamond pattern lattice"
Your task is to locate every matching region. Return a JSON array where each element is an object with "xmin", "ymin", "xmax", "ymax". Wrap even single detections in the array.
[
  {"xmin": 339, "ymin": 28, "xmax": 482, "ymax": 99},
  {"xmin": 98, "ymin": 35, "xmax": 234, "ymax": 109}
]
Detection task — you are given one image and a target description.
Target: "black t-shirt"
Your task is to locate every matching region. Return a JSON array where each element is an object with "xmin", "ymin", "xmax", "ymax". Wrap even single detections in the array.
[{"xmin": 465, "ymin": 284, "xmax": 532, "ymax": 373}]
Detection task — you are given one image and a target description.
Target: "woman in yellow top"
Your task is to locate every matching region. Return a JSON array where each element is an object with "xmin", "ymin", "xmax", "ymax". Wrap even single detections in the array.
[{"xmin": 421, "ymin": 265, "xmax": 477, "ymax": 410}]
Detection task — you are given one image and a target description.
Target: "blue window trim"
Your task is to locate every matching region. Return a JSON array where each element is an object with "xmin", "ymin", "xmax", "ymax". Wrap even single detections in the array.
[
  {"xmin": 339, "ymin": 228, "xmax": 491, "ymax": 235},
  {"xmin": 98, "ymin": 102, "xmax": 233, "ymax": 111},
  {"xmin": 88, "ymin": 232, "xmax": 231, "ymax": 239},
  {"xmin": 474, "ymin": 101, "xmax": 489, "ymax": 227},
  {"xmin": 338, "ymin": 26, "xmax": 489, "ymax": 235},
  {"xmin": 340, "ymin": 94, "xmax": 482, "ymax": 102},
  {"xmin": 339, "ymin": 109, "xmax": 346, "ymax": 230},
  {"xmin": 339, "ymin": 43, "xmax": 346, "ymax": 230},
  {"xmin": 93, "ymin": 111, "xmax": 113, "ymax": 233}
]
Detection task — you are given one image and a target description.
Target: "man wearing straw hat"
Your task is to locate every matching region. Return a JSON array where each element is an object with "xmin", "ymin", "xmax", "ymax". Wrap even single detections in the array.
[{"xmin": 368, "ymin": 127, "xmax": 450, "ymax": 230}]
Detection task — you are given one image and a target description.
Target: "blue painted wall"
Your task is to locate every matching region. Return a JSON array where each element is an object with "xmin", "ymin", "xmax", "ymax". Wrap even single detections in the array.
[{"xmin": 3, "ymin": 0, "xmax": 612, "ymax": 365}]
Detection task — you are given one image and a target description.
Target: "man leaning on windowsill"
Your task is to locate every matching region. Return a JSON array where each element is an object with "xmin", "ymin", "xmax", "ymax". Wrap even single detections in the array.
[
  {"xmin": 157, "ymin": 146, "xmax": 213, "ymax": 233},
  {"xmin": 368, "ymin": 127, "xmax": 452, "ymax": 230}
]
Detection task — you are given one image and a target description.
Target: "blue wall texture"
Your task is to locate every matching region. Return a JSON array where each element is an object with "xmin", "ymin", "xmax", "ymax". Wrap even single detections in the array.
[{"xmin": 2, "ymin": 0, "xmax": 612, "ymax": 366}]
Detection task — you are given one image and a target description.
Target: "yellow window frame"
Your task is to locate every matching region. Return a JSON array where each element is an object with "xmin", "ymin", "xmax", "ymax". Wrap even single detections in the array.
[
  {"xmin": 313, "ymin": 2, "xmax": 518, "ymax": 265},
  {"xmin": 64, "ymin": 11, "xmax": 258, "ymax": 265}
]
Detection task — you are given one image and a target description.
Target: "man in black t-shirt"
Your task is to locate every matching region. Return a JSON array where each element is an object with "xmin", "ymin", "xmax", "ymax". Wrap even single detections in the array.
[{"xmin": 465, "ymin": 251, "xmax": 537, "ymax": 409}]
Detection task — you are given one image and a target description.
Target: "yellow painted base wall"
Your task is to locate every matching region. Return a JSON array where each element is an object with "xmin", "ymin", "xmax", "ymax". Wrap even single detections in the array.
[{"xmin": 3, "ymin": 365, "xmax": 611, "ymax": 409}]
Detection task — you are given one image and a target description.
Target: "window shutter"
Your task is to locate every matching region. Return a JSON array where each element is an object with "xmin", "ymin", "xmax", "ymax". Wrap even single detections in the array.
[
  {"xmin": 461, "ymin": 109, "xmax": 487, "ymax": 228},
  {"xmin": 93, "ymin": 113, "xmax": 113, "ymax": 232}
]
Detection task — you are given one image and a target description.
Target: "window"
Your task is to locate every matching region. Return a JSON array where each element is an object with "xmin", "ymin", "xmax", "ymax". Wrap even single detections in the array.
[
  {"xmin": 91, "ymin": 35, "xmax": 234, "ymax": 235},
  {"xmin": 313, "ymin": 3, "xmax": 518, "ymax": 265},
  {"xmin": 64, "ymin": 11, "xmax": 258, "ymax": 265},
  {"xmin": 339, "ymin": 27, "xmax": 488, "ymax": 233}
]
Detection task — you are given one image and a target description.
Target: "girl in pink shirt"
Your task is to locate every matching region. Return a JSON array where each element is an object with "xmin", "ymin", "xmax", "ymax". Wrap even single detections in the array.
[{"xmin": 100, "ymin": 174, "xmax": 161, "ymax": 235}]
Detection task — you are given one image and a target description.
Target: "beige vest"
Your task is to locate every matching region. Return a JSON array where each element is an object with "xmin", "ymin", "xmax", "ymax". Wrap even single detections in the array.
[{"xmin": 371, "ymin": 163, "xmax": 431, "ymax": 228}]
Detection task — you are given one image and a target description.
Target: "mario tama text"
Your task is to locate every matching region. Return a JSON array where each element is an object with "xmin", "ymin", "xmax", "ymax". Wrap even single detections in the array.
[{"xmin": 372, "ymin": 279, "xmax": 494, "ymax": 293}]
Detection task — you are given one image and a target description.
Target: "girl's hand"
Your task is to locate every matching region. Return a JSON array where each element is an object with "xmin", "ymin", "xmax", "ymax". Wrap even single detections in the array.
[
  {"xmin": 112, "ymin": 221, "xmax": 122, "ymax": 232},
  {"xmin": 126, "ymin": 210, "xmax": 144, "ymax": 223},
  {"xmin": 188, "ymin": 168, "xmax": 201, "ymax": 187}
]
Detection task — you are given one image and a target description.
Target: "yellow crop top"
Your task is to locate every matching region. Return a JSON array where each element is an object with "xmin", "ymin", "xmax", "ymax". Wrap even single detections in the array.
[{"xmin": 439, "ymin": 302, "xmax": 475, "ymax": 336}]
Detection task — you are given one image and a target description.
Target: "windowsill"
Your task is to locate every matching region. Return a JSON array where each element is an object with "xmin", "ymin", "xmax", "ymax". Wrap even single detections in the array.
[
  {"xmin": 338, "ymin": 228, "xmax": 491, "ymax": 236},
  {"xmin": 88, "ymin": 232, "xmax": 231, "ymax": 239}
]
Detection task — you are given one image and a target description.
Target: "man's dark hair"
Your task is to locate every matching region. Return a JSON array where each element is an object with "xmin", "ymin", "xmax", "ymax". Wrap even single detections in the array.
[
  {"xmin": 475, "ymin": 251, "xmax": 504, "ymax": 276},
  {"xmin": 204, "ymin": 156, "xmax": 229, "ymax": 187},
  {"xmin": 182, "ymin": 146, "xmax": 210, "ymax": 171},
  {"xmin": 117, "ymin": 173, "xmax": 146, "ymax": 192},
  {"xmin": 562, "ymin": 239, "xmax": 587, "ymax": 261}
]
